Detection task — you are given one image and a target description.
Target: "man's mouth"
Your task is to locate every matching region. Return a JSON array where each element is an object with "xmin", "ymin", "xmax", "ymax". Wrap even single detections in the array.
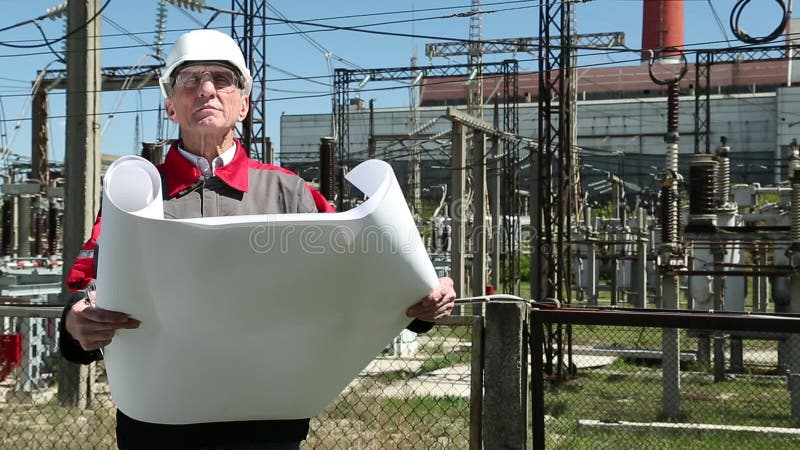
[{"xmin": 196, "ymin": 104, "xmax": 221, "ymax": 112}]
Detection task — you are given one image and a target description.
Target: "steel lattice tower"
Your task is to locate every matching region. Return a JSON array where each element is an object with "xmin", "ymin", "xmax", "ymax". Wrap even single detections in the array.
[
  {"xmin": 231, "ymin": 0, "xmax": 268, "ymax": 162},
  {"xmin": 535, "ymin": 0, "xmax": 576, "ymax": 378}
]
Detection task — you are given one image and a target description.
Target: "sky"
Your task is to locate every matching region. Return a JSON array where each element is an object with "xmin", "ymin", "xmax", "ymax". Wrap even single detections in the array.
[{"xmin": 0, "ymin": 0, "xmax": 792, "ymax": 168}]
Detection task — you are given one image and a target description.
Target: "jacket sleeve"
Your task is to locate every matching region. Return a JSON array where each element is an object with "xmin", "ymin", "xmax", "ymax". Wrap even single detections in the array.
[
  {"xmin": 60, "ymin": 212, "xmax": 104, "ymax": 364},
  {"xmin": 58, "ymin": 290, "xmax": 104, "ymax": 364},
  {"xmin": 407, "ymin": 319, "xmax": 434, "ymax": 333},
  {"xmin": 306, "ymin": 182, "xmax": 336, "ymax": 213},
  {"xmin": 65, "ymin": 213, "xmax": 102, "ymax": 291}
]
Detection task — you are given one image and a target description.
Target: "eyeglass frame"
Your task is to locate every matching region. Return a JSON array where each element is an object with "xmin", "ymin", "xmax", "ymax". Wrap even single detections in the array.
[{"xmin": 167, "ymin": 62, "xmax": 245, "ymax": 96}]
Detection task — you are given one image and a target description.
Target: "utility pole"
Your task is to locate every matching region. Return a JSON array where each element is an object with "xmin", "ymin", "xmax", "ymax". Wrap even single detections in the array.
[{"xmin": 59, "ymin": 0, "xmax": 102, "ymax": 408}]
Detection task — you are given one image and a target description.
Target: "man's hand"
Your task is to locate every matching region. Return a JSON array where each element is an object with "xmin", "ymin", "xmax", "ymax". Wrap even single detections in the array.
[
  {"xmin": 406, "ymin": 277, "xmax": 456, "ymax": 322},
  {"xmin": 65, "ymin": 291, "xmax": 141, "ymax": 351}
]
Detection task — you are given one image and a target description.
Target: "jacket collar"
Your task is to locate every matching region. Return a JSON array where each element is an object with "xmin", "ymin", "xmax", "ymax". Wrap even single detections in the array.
[{"xmin": 160, "ymin": 138, "xmax": 251, "ymax": 197}]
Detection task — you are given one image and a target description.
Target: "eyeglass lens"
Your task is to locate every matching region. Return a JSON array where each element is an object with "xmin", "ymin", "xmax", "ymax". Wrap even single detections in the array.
[{"xmin": 176, "ymin": 69, "xmax": 238, "ymax": 91}]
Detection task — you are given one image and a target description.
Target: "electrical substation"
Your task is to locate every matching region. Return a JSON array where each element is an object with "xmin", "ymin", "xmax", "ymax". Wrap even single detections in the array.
[
  {"xmin": 3, "ymin": 0, "xmax": 800, "ymax": 447},
  {"xmin": 282, "ymin": 0, "xmax": 800, "ymax": 424}
]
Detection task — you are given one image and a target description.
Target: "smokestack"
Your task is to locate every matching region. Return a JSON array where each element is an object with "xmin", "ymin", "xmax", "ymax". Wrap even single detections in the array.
[{"xmin": 641, "ymin": 0, "xmax": 684, "ymax": 63}]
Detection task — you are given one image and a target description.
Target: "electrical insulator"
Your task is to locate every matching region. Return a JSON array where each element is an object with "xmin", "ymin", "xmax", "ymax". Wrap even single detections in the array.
[
  {"xmin": 33, "ymin": 210, "xmax": 47, "ymax": 256},
  {"xmin": 45, "ymin": 2, "xmax": 68, "ymax": 20},
  {"xmin": 788, "ymin": 139, "xmax": 800, "ymax": 181},
  {"xmin": 665, "ymin": 143, "xmax": 679, "ymax": 174},
  {"xmin": 688, "ymin": 153, "xmax": 716, "ymax": 216},
  {"xmin": 1, "ymin": 198, "xmax": 13, "ymax": 257},
  {"xmin": 660, "ymin": 174, "xmax": 679, "ymax": 244},
  {"xmin": 47, "ymin": 202, "xmax": 59, "ymax": 256},
  {"xmin": 714, "ymin": 137, "xmax": 731, "ymax": 210},
  {"xmin": 319, "ymin": 137, "xmax": 336, "ymax": 202},
  {"xmin": 154, "ymin": 0, "xmax": 169, "ymax": 57},
  {"xmin": 167, "ymin": 0, "xmax": 206, "ymax": 12},
  {"xmin": 667, "ymin": 82, "xmax": 679, "ymax": 134}
]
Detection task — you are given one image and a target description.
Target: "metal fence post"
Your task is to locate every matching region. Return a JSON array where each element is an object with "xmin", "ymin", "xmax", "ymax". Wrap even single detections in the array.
[{"xmin": 483, "ymin": 301, "xmax": 530, "ymax": 450}]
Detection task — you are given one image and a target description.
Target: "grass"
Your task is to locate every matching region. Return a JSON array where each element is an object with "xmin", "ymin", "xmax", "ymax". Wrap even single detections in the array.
[
  {"xmin": 543, "ymin": 358, "xmax": 798, "ymax": 449},
  {"xmin": 420, "ymin": 350, "xmax": 471, "ymax": 375}
]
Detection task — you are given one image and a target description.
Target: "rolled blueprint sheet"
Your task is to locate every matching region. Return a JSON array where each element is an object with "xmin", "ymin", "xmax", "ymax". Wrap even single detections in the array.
[{"xmin": 96, "ymin": 156, "xmax": 439, "ymax": 424}]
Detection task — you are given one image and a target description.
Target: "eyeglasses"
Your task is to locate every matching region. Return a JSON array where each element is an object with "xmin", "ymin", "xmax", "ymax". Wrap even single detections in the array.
[{"xmin": 173, "ymin": 67, "xmax": 242, "ymax": 92}]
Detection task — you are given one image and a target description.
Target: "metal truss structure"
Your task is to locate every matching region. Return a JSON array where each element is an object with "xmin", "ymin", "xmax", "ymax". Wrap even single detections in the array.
[
  {"xmin": 39, "ymin": 65, "xmax": 162, "ymax": 90},
  {"xmin": 535, "ymin": 0, "xmax": 575, "ymax": 305},
  {"xmin": 536, "ymin": 0, "xmax": 576, "ymax": 378},
  {"xmin": 231, "ymin": 0, "xmax": 268, "ymax": 162},
  {"xmin": 425, "ymin": 31, "xmax": 625, "ymax": 58},
  {"xmin": 333, "ymin": 61, "xmax": 520, "ymax": 278},
  {"xmin": 694, "ymin": 45, "xmax": 798, "ymax": 154},
  {"xmin": 334, "ymin": 60, "xmax": 519, "ymax": 192}
]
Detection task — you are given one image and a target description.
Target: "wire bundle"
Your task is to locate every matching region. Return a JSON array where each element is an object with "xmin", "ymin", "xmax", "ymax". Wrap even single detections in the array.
[{"xmin": 730, "ymin": 0, "xmax": 792, "ymax": 44}]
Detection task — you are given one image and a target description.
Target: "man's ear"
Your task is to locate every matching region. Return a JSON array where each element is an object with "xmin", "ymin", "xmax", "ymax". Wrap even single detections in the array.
[
  {"xmin": 165, "ymin": 98, "xmax": 178, "ymax": 123},
  {"xmin": 237, "ymin": 95, "xmax": 250, "ymax": 122}
]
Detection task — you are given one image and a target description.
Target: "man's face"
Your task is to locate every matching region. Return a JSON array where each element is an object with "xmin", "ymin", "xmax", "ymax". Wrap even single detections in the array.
[{"xmin": 164, "ymin": 63, "xmax": 249, "ymax": 136}]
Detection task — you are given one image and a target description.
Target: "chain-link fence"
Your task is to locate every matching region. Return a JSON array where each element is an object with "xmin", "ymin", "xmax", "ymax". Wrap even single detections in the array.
[
  {"xmin": 0, "ymin": 306, "xmax": 118, "ymax": 449},
  {"xmin": 532, "ymin": 309, "xmax": 800, "ymax": 450},
  {"xmin": 0, "ymin": 308, "xmax": 480, "ymax": 449}
]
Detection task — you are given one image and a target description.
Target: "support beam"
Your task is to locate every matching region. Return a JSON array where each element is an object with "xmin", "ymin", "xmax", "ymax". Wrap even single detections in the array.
[
  {"xmin": 451, "ymin": 123, "xmax": 467, "ymax": 302},
  {"xmin": 472, "ymin": 131, "xmax": 487, "ymax": 309}
]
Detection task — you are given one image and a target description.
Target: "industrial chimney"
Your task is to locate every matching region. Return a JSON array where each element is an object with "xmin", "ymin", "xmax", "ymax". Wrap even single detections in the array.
[{"xmin": 641, "ymin": 0, "xmax": 685, "ymax": 63}]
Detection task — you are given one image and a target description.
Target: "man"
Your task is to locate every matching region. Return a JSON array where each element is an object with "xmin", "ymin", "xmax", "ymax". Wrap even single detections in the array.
[{"xmin": 59, "ymin": 29, "xmax": 456, "ymax": 450}]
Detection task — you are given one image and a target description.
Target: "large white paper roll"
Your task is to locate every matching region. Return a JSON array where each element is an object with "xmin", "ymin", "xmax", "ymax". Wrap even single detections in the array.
[{"xmin": 96, "ymin": 156, "xmax": 438, "ymax": 424}]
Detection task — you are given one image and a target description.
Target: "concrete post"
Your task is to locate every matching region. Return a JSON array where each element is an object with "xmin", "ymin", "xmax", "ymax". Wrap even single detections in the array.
[
  {"xmin": 661, "ymin": 274, "xmax": 681, "ymax": 418},
  {"xmin": 712, "ymin": 244, "xmax": 727, "ymax": 382},
  {"xmin": 789, "ymin": 275, "xmax": 800, "ymax": 422},
  {"xmin": 490, "ymin": 103, "xmax": 502, "ymax": 294},
  {"xmin": 59, "ymin": 0, "xmax": 101, "ymax": 409},
  {"xmin": 450, "ymin": 123, "xmax": 467, "ymax": 304},
  {"xmin": 490, "ymin": 137, "xmax": 502, "ymax": 293},
  {"xmin": 472, "ymin": 132, "xmax": 487, "ymax": 314},
  {"xmin": 585, "ymin": 207, "xmax": 598, "ymax": 306},
  {"xmin": 635, "ymin": 208, "xmax": 648, "ymax": 308},
  {"xmin": 610, "ymin": 255, "xmax": 618, "ymax": 306},
  {"xmin": 586, "ymin": 237, "xmax": 598, "ymax": 306},
  {"xmin": 483, "ymin": 301, "xmax": 530, "ymax": 450}
]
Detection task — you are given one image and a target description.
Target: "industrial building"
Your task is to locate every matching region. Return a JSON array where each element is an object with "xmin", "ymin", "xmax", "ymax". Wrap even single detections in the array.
[{"xmin": 281, "ymin": 54, "xmax": 800, "ymax": 197}]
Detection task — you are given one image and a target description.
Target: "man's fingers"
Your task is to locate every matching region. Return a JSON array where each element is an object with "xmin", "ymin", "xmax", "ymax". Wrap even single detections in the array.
[
  {"xmin": 406, "ymin": 302, "xmax": 423, "ymax": 318},
  {"xmin": 434, "ymin": 302, "xmax": 454, "ymax": 319},
  {"xmin": 81, "ymin": 307, "xmax": 134, "ymax": 324},
  {"xmin": 121, "ymin": 318, "xmax": 142, "ymax": 329}
]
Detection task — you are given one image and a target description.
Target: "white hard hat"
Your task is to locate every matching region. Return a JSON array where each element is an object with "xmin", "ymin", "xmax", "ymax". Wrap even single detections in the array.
[{"xmin": 159, "ymin": 29, "xmax": 253, "ymax": 98}]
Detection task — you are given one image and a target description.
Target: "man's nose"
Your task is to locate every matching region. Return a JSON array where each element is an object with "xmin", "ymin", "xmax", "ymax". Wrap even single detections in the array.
[{"xmin": 197, "ymin": 76, "xmax": 217, "ymax": 96}]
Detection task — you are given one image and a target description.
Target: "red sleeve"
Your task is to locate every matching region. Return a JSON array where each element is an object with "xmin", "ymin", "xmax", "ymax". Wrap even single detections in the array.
[
  {"xmin": 308, "ymin": 184, "xmax": 336, "ymax": 213},
  {"xmin": 65, "ymin": 213, "xmax": 102, "ymax": 292}
]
